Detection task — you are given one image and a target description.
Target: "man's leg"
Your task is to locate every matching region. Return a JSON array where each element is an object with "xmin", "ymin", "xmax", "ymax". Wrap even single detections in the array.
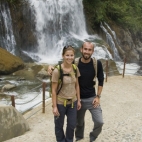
[
  {"xmin": 75, "ymin": 102, "xmax": 87, "ymax": 141},
  {"xmin": 89, "ymin": 105, "xmax": 104, "ymax": 141},
  {"xmin": 65, "ymin": 101, "xmax": 77, "ymax": 142}
]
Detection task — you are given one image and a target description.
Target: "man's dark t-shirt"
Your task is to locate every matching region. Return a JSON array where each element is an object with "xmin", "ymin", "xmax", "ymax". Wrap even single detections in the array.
[{"xmin": 78, "ymin": 58, "xmax": 104, "ymax": 99}]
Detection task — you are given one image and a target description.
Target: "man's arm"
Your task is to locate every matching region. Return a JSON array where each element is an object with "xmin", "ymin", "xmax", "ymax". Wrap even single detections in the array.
[
  {"xmin": 97, "ymin": 86, "xmax": 103, "ymax": 97},
  {"xmin": 47, "ymin": 65, "xmax": 54, "ymax": 75},
  {"xmin": 97, "ymin": 60, "xmax": 104, "ymax": 87},
  {"xmin": 93, "ymin": 86, "xmax": 103, "ymax": 108},
  {"xmin": 93, "ymin": 60, "xmax": 104, "ymax": 107}
]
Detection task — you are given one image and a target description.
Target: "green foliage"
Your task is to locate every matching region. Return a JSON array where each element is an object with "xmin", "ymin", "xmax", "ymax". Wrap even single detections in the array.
[
  {"xmin": 6, "ymin": 0, "xmax": 17, "ymax": 4},
  {"xmin": 83, "ymin": 0, "xmax": 142, "ymax": 32}
]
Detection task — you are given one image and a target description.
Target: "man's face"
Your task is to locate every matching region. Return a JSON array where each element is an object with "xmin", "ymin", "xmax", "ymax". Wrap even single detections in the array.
[{"xmin": 80, "ymin": 43, "xmax": 94, "ymax": 60}]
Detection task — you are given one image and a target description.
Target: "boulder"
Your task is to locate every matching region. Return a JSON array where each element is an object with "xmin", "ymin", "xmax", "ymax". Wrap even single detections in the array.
[
  {"xmin": 100, "ymin": 59, "xmax": 120, "ymax": 76},
  {"xmin": 0, "ymin": 47, "xmax": 24, "ymax": 75},
  {"xmin": 0, "ymin": 105, "xmax": 29, "ymax": 141},
  {"xmin": 1, "ymin": 84, "xmax": 16, "ymax": 92},
  {"xmin": 37, "ymin": 68, "xmax": 49, "ymax": 79},
  {"xmin": 12, "ymin": 64, "xmax": 43, "ymax": 80}
]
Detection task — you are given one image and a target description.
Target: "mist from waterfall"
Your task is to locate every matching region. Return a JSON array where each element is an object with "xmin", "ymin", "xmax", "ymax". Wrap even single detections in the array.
[{"xmin": 0, "ymin": 2, "xmax": 16, "ymax": 54}]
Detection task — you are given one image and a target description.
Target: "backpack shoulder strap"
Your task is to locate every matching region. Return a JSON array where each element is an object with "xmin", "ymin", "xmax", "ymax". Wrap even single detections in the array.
[
  {"xmin": 74, "ymin": 57, "xmax": 80, "ymax": 66},
  {"xmin": 72, "ymin": 64, "xmax": 77, "ymax": 77},
  {"xmin": 50, "ymin": 64, "xmax": 60, "ymax": 96},
  {"xmin": 55, "ymin": 64, "xmax": 63, "ymax": 81},
  {"xmin": 72, "ymin": 64, "xmax": 77, "ymax": 70},
  {"xmin": 55, "ymin": 64, "xmax": 63, "ymax": 95}
]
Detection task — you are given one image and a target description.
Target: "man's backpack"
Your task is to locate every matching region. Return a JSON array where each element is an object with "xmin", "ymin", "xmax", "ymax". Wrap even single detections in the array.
[
  {"xmin": 74, "ymin": 57, "xmax": 97, "ymax": 86},
  {"xmin": 50, "ymin": 64, "xmax": 77, "ymax": 95}
]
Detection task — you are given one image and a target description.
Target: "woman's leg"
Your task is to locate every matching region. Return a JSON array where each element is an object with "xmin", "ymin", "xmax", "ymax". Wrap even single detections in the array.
[
  {"xmin": 55, "ymin": 104, "xmax": 66, "ymax": 142},
  {"xmin": 65, "ymin": 101, "xmax": 77, "ymax": 142}
]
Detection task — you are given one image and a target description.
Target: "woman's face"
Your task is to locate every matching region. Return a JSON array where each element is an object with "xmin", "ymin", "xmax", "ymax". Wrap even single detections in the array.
[{"xmin": 62, "ymin": 49, "xmax": 75, "ymax": 64}]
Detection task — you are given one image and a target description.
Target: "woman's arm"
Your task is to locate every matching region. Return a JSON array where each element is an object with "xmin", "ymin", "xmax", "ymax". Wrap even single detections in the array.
[
  {"xmin": 52, "ymin": 82, "xmax": 60, "ymax": 116},
  {"xmin": 75, "ymin": 77, "xmax": 81, "ymax": 110}
]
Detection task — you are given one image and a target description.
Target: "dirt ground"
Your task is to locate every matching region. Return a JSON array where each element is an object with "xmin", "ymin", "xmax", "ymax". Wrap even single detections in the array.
[{"xmin": 4, "ymin": 75, "xmax": 142, "ymax": 142}]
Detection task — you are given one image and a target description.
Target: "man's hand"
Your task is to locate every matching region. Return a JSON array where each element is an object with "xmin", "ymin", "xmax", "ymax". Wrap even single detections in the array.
[
  {"xmin": 47, "ymin": 65, "xmax": 54, "ymax": 76},
  {"xmin": 92, "ymin": 97, "xmax": 100, "ymax": 108}
]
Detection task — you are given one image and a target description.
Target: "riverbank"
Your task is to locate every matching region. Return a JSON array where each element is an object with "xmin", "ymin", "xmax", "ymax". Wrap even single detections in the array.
[{"xmin": 4, "ymin": 75, "xmax": 142, "ymax": 142}]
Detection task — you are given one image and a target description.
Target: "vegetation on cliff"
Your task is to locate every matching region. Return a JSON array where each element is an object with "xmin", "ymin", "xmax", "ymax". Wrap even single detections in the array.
[
  {"xmin": 5, "ymin": 0, "xmax": 142, "ymax": 32},
  {"xmin": 83, "ymin": 0, "xmax": 142, "ymax": 32}
]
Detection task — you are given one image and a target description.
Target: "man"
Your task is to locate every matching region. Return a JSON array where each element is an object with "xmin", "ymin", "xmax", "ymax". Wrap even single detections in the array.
[
  {"xmin": 48, "ymin": 42, "xmax": 104, "ymax": 142},
  {"xmin": 74, "ymin": 42, "xmax": 104, "ymax": 142}
]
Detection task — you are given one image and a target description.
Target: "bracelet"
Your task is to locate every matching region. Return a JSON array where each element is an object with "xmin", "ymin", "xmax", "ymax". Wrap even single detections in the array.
[{"xmin": 96, "ymin": 95, "xmax": 101, "ymax": 98}]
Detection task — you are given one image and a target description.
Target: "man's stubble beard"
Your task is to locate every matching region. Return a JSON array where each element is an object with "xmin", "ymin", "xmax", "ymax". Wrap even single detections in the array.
[{"xmin": 82, "ymin": 53, "xmax": 91, "ymax": 60}]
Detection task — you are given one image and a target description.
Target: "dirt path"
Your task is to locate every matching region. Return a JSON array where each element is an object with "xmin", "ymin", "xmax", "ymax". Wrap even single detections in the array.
[{"xmin": 4, "ymin": 75, "xmax": 142, "ymax": 142}]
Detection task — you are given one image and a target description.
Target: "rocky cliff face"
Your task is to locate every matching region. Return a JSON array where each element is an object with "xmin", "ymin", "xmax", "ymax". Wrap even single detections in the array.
[
  {"xmin": 109, "ymin": 22, "xmax": 142, "ymax": 62},
  {"xmin": 8, "ymin": 1, "xmax": 37, "ymax": 61},
  {"xmin": 97, "ymin": 22, "xmax": 142, "ymax": 62},
  {"xmin": 84, "ymin": 10, "xmax": 142, "ymax": 63}
]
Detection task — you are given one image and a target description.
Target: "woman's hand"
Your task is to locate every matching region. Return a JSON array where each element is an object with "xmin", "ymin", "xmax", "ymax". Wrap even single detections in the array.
[
  {"xmin": 77, "ymin": 100, "xmax": 81, "ymax": 110},
  {"xmin": 52, "ymin": 106, "xmax": 60, "ymax": 116}
]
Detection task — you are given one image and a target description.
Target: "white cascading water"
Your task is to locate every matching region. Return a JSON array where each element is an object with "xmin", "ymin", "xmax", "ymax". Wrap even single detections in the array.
[
  {"xmin": 100, "ymin": 22, "xmax": 121, "ymax": 61},
  {"xmin": 28, "ymin": 0, "xmax": 87, "ymax": 63},
  {"xmin": 0, "ymin": 2, "xmax": 16, "ymax": 54},
  {"xmin": 100, "ymin": 23, "xmax": 140, "ymax": 74},
  {"xmin": 28, "ymin": 0, "xmax": 112, "ymax": 63}
]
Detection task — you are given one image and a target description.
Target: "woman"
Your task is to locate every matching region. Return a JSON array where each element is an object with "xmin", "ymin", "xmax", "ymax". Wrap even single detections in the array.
[{"xmin": 52, "ymin": 45, "xmax": 81, "ymax": 142}]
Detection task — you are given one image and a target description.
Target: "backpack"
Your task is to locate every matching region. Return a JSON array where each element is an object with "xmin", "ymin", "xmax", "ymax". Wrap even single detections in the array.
[
  {"xmin": 50, "ymin": 64, "xmax": 77, "ymax": 96},
  {"xmin": 74, "ymin": 57, "xmax": 98, "ymax": 86}
]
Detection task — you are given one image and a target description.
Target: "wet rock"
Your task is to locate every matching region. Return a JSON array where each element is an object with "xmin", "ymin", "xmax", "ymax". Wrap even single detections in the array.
[
  {"xmin": 1, "ymin": 84, "xmax": 16, "ymax": 92},
  {"xmin": 12, "ymin": 63, "xmax": 43, "ymax": 80},
  {"xmin": 37, "ymin": 68, "xmax": 49, "ymax": 79},
  {"xmin": 0, "ymin": 105, "xmax": 29, "ymax": 141},
  {"xmin": 0, "ymin": 47, "xmax": 24, "ymax": 75},
  {"xmin": 16, "ymin": 77, "xmax": 26, "ymax": 81}
]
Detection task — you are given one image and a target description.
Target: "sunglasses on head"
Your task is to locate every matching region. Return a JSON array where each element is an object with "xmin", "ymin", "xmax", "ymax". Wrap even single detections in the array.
[{"xmin": 63, "ymin": 45, "xmax": 74, "ymax": 50}]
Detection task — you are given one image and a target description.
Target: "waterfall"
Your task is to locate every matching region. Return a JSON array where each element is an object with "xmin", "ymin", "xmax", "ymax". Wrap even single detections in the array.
[
  {"xmin": 0, "ymin": 0, "xmax": 113, "ymax": 63},
  {"xmin": 28, "ymin": 0, "xmax": 96, "ymax": 63},
  {"xmin": 100, "ymin": 22, "xmax": 121, "ymax": 61},
  {"xmin": 0, "ymin": 2, "xmax": 16, "ymax": 54}
]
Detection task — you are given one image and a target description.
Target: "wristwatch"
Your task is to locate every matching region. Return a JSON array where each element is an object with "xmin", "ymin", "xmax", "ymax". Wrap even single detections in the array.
[{"xmin": 96, "ymin": 95, "xmax": 101, "ymax": 98}]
